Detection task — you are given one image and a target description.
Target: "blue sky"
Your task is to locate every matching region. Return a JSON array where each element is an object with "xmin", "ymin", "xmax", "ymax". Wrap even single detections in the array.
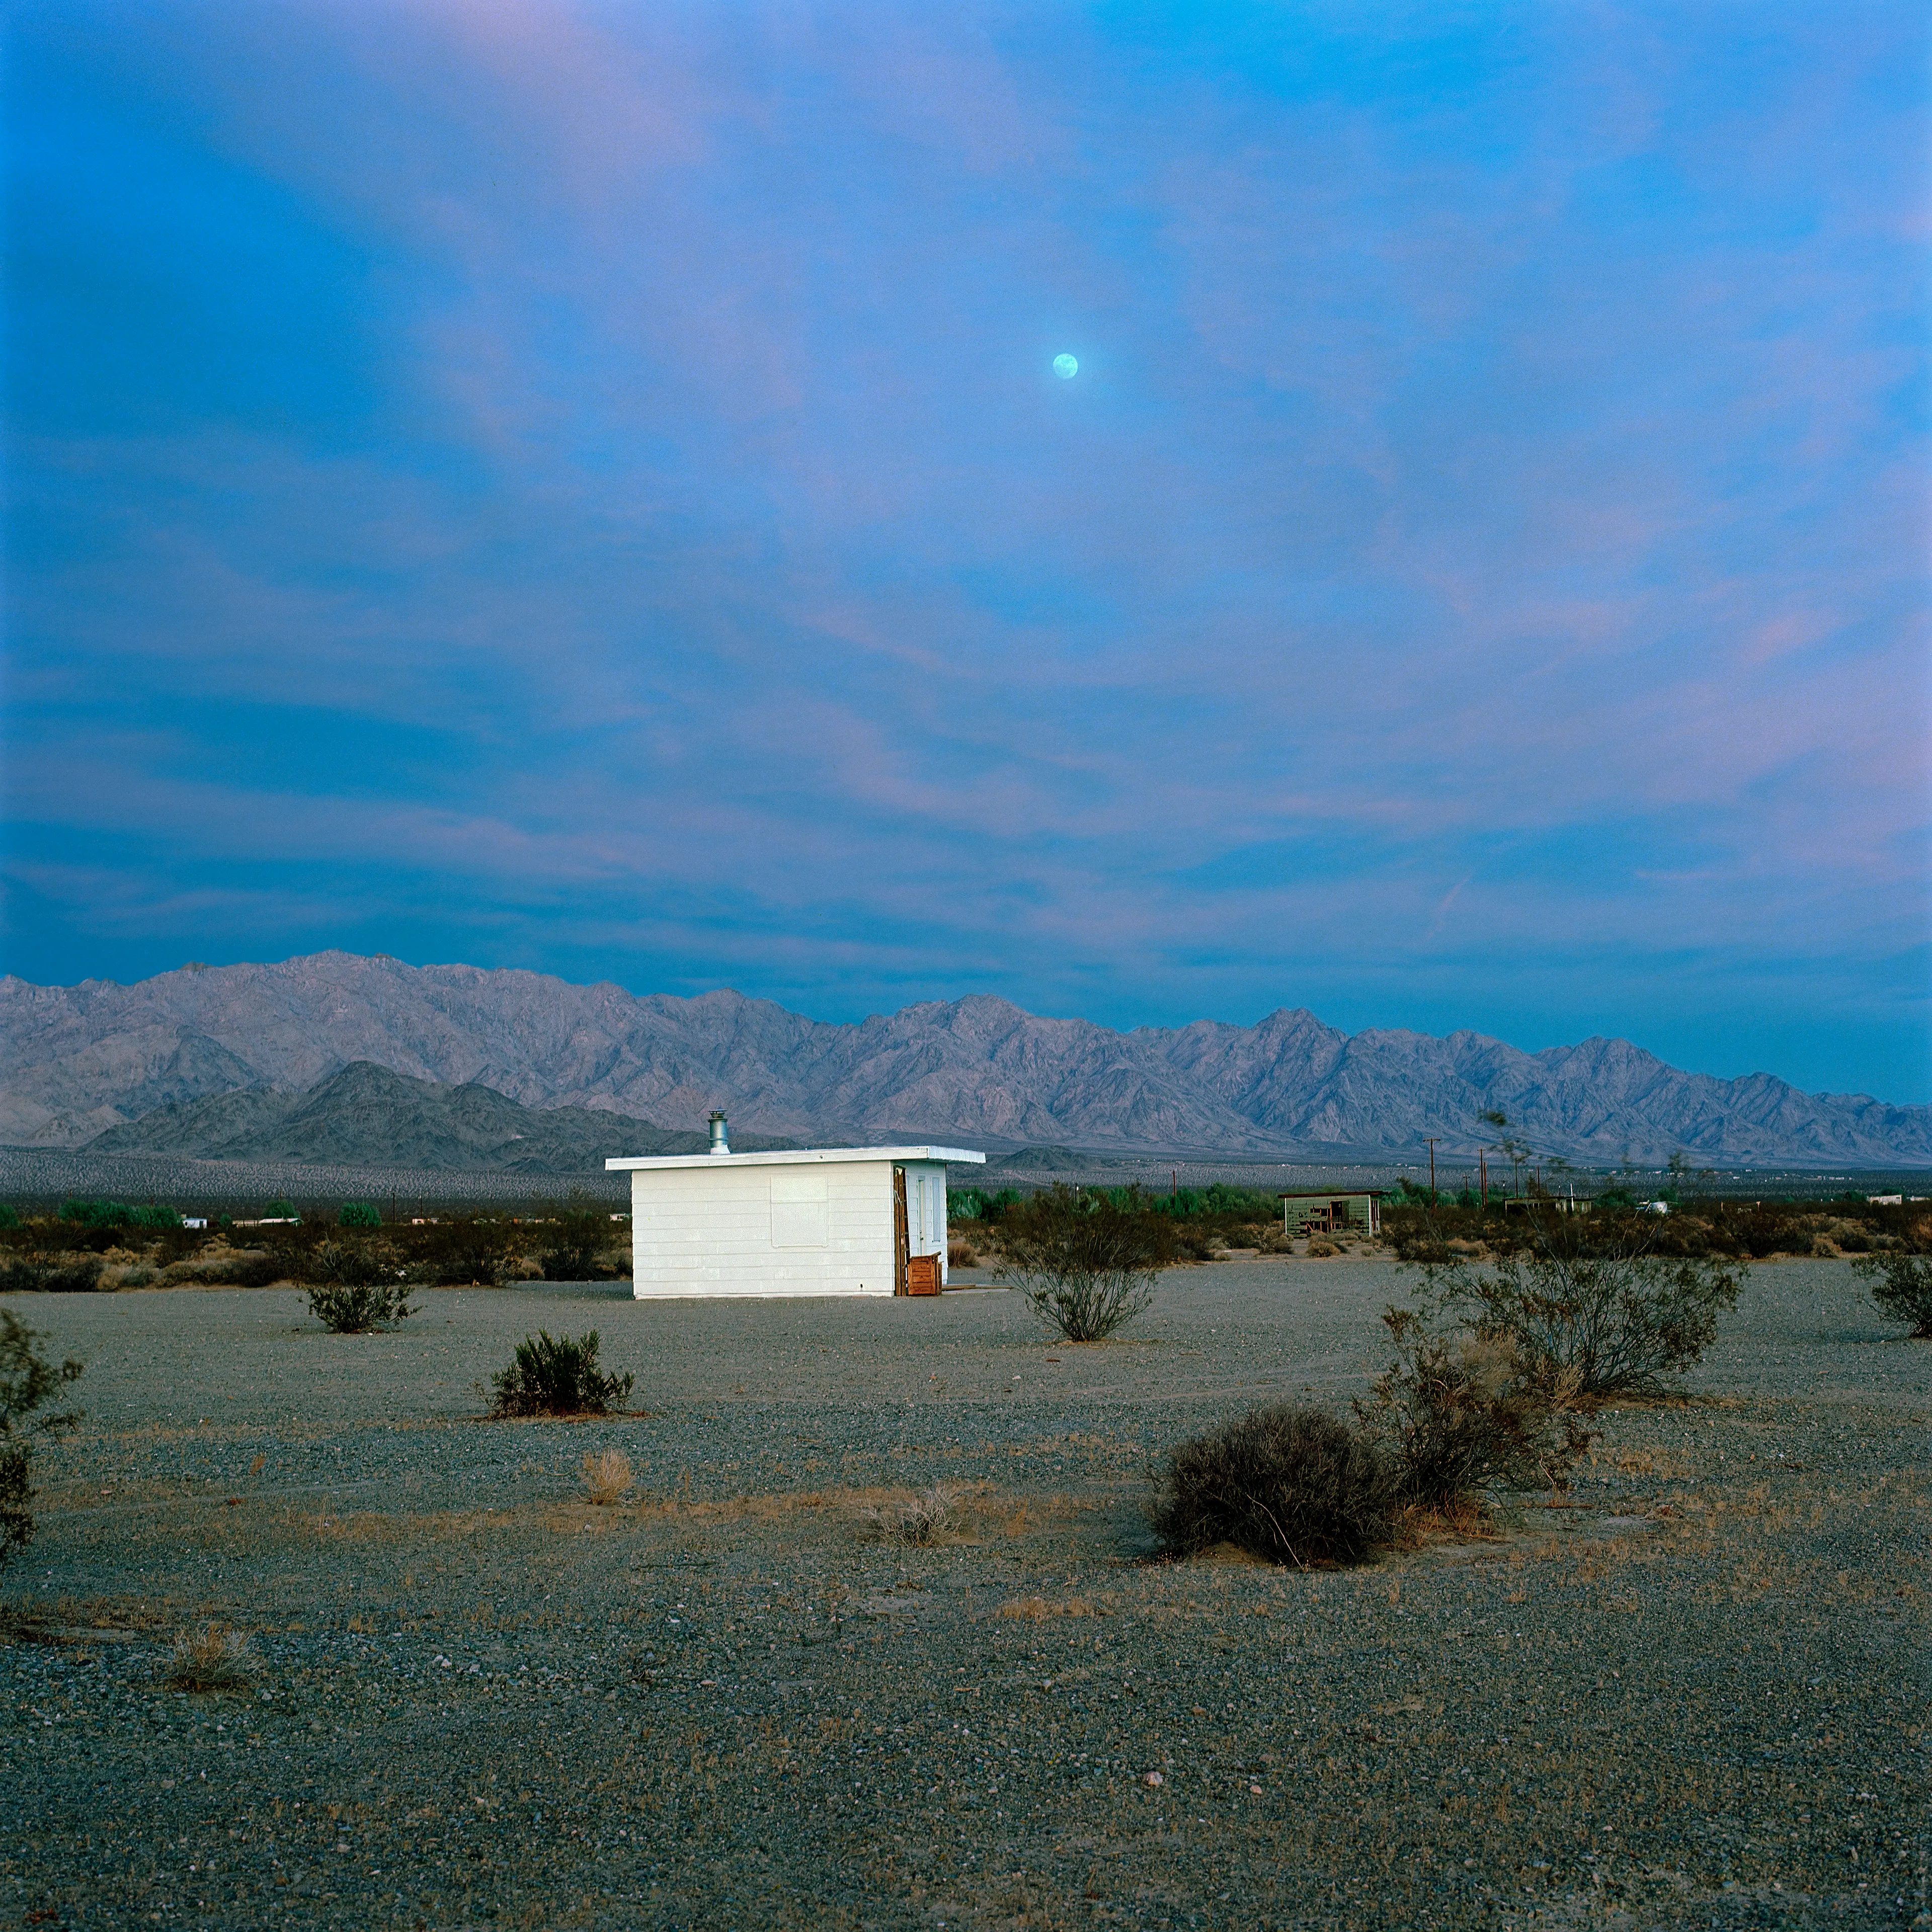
[{"xmin": 5, "ymin": 2, "xmax": 1927, "ymax": 1101}]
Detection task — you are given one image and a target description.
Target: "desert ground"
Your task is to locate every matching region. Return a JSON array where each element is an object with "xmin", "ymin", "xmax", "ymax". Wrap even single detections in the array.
[{"xmin": 1, "ymin": 1258, "xmax": 1925, "ymax": 1930}]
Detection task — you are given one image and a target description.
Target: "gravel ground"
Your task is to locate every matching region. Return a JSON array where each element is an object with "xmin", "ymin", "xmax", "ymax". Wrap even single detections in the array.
[{"xmin": 2, "ymin": 1258, "xmax": 1925, "ymax": 1930}]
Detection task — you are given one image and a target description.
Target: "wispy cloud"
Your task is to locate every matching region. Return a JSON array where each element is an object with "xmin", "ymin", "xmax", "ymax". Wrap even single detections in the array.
[{"xmin": 5, "ymin": 0, "xmax": 1926, "ymax": 1100}]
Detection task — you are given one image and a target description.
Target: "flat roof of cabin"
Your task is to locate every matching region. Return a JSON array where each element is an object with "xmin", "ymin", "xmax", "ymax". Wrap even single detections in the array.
[{"xmin": 607, "ymin": 1146, "xmax": 986, "ymax": 1173}]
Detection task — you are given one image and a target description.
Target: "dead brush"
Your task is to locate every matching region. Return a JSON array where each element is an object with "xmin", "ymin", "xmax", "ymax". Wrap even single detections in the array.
[
  {"xmin": 580, "ymin": 1448, "xmax": 632, "ymax": 1506},
  {"xmin": 853, "ymin": 1484, "xmax": 962, "ymax": 1546},
  {"xmin": 166, "ymin": 1622, "xmax": 253, "ymax": 1694}
]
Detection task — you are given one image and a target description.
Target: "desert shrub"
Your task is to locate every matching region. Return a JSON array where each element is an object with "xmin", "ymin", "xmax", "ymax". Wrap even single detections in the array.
[
  {"xmin": 339, "ymin": 1202, "xmax": 381, "ymax": 1229},
  {"xmin": 855, "ymin": 1485, "xmax": 961, "ymax": 1546},
  {"xmin": 0, "ymin": 1206, "xmax": 18, "ymax": 1230},
  {"xmin": 166, "ymin": 1623, "xmax": 253, "ymax": 1694},
  {"xmin": 947, "ymin": 1236, "xmax": 981, "ymax": 1268},
  {"xmin": 998, "ymin": 1185, "xmax": 1171, "ymax": 1342},
  {"xmin": 0, "ymin": 1310, "xmax": 85, "ymax": 1567},
  {"xmin": 1148, "ymin": 1406, "xmax": 1392, "ymax": 1567},
  {"xmin": 1357, "ymin": 1312, "xmax": 1591, "ymax": 1510},
  {"xmin": 1854, "ymin": 1252, "xmax": 1932, "ymax": 1338},
  {"xmin": 0, "ymin": 1258, "xmax": 103, "ymax": 1294},
  {"xmin": 403, "ymin": 1216, "xmax": 524, "ymax": 1286},
  {"xmin": 490, "ymin": 1330, "xmax": 634, "ymax": 1417},
  {"xmin": 1419, "ymin": 1211, "xmax": 1743, "ymax": 1398},
  {"xmin": 305, "ymin": 1270, "xmax": 417, "ymax": 1335},
  {"xmin": 581, "ymin": 1448, "xmax": 633, "ymax": 1504},
  {"xmin": 211, "ymin": 1253, "xmax": 283, "ymax": 1287},
  {"xmin": 540, "ymin": 1190, "xmax": 616, "ymax": 1281}
]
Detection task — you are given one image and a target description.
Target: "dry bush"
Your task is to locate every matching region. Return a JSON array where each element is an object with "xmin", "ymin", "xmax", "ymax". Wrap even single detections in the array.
[
  {"xmin": 998, "ymin": 1185, "xmax": 1171, "ymax": 1341},
  {"xmin": 1148, "ymin": 1406, "xmax": 1393, "ymax": 1568},
  {"xmin": 1357, "ymin": 1315, "xmax": 1591, "ymax": 1510},
  {"xmin": 854, "ymin": 1485, "xmax": 961, "ymax": 1546},
  {"xmin": 947, "ymin": 1237, "xmax": 981, "ymax": 1268},
  {"xmin": 1305, "ymin": 1238, "xmax": 1339, "ymax": 1258},
  {"xmin": 581, "ymin": 1448, "xmax": 633, "ymax": 1505},
  {"xmin": 0, "ymin": 1257, "xmax": 104, "ymax": 1294},
  {"xmin": 1423, "ymin": 1212, "xmax": 1743, "ymax": 1398},
  {"xmin": 166, "ymin": 1623, "xmax": 253, "ymax": 1694}
]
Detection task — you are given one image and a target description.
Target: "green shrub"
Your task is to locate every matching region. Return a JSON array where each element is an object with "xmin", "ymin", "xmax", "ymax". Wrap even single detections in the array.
[
  {"xmin": 1148, "ymin": 1406, "xmax": 1392, "ymax": 1567},
  {"xmin": 306, "ymin": 1275, "xmax": 418, "ymax": 1334},
  {"xmin": 263, "ymin": 1200, "xmax": 300, "ymax": 1223},
  {"xmin": 490, "ymin": 1330, "xmax": 634, "ymax": 1417},
  {"xmin": 949, "ymin": 1187, "xmax": 1022, "ymax": 1224},
  {"xmin": 339, "ymin": 1202, "xmax": 382, "ymax": 1229},
  {"xmin": 997, "ymin": 1184, "xmax": 1171, "ymax": 1341},
  {"xmin": 0, "ymin": 1258, "xmax": 103, "ymax": 1294},
  {"xmin": 57, "ymin": 1199, "xmax": 180, "ymax": 1231},
  {"xmin": 1357, "ymin": 1312, "xmax": 1592, "ymax": 1510},
  {"xmin": 1, "ymin": 1310, "xmax": 84, "ymax": 1567},
  {"xmin": 1854, "ymin": 1252, "xmax": 1932, "ymax": 1338},
  {"xmin": 0, "ymin": 1206, "xmax": 18, "ymax": 1230}
]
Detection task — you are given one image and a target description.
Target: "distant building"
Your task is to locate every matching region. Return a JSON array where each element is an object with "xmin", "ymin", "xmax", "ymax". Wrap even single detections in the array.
[
  {"xmin": 607, "ymin": 1114, "xmax": 985, "ymax": 1299},
  {"xmin": 1279, "ymin": 1190, "xmax": 1382, "ymax": 1238}
]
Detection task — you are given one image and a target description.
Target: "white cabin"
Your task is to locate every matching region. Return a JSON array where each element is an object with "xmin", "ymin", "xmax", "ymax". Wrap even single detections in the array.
[{"xmin": 605, "ymin": 1134, "xmax": 985, "ymax": 1299}]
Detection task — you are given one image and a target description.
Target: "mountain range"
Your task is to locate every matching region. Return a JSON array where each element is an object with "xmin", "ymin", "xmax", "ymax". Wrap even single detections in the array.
[
  {"xmin": 2, "ymin": 950, "xmax": 1926, "ymax": 1168},
  {"xmin": 80, "ymin": 1060, "xmax": 798, "ymax": 1173}
]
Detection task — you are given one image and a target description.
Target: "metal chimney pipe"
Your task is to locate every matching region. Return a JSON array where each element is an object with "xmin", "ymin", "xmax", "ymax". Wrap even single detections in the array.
[{"xmin": 707, "ymin": 1111, "xmax": 730, "ymax": 1156}]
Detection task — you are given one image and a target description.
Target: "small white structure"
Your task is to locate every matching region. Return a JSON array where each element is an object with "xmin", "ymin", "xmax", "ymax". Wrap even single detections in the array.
[{"xmin": 606, "ymin": 1117, "xmax": 985, "ymax": 1299}]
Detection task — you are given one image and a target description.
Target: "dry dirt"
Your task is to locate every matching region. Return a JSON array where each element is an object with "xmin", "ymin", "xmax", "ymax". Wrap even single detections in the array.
[{"xmin": 2, "ymin": 1258, "xmax": 1926, "ymax": 1929}]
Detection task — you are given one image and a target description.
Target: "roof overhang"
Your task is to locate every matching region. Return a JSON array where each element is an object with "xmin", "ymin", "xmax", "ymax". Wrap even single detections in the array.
[{"xmin": 607, "ymin": 1146, "xmax": 986, "ymax": 1173}]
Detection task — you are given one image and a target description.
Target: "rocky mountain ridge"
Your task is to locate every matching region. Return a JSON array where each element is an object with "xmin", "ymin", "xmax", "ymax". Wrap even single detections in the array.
[
  {"xmin": 3, "ymin": 950, "xmax": 1926, "ymax": 1167},
  {"xmin": 80, "ymin": 1061, "xmax": 799, "ymax": 1172}
]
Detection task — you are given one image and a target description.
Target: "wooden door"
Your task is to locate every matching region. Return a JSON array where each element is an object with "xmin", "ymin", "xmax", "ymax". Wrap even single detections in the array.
[{"xmin": 892, "ymin": 1166, "xmax": 910, "ymax": 1295}]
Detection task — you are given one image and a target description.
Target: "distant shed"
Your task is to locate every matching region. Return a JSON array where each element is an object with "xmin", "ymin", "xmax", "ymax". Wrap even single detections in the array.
[
  {"xmin": 607, "ymin": 1121, "xmax": 985, "ymax": 1299},
  {"xmin": 1279, "ymin": 1190, "xmax": 1383, "ymax": 1238}
]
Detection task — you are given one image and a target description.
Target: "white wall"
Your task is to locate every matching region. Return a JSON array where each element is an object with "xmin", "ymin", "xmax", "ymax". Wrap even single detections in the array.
[{"xmin": 630, "ymin": 1157, "xmax": 901, "ymax": 1299}]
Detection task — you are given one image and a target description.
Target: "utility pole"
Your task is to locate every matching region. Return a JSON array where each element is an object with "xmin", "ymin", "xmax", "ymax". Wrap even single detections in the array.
[
  {"xmin": 1479, "ymin": 1151, "xmax": 1487, "ymax": 1207},
  {"xmin": 1424, "ymin": 1137, "xmax": 1440, "ymax": 1201}
]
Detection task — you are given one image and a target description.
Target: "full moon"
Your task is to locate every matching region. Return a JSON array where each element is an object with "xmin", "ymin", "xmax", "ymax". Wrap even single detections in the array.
[{"xmin": 1053, "ymin": 353, "xmax": 1078, "ymax": 379}]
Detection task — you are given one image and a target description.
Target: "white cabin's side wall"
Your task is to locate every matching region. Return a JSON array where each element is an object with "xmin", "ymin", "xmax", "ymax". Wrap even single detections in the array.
[{"xmin": 629, "ymin": 1159, "xmax": 898, "ymax": 1299}]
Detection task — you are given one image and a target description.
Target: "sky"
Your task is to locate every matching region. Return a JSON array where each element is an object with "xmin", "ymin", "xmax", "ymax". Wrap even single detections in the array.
[{"xmin": 4, "ymin": 1, "xmax": 1928, "ymax": 1102}]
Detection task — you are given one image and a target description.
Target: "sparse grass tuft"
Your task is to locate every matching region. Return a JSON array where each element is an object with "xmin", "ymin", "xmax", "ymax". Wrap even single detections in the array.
[
  {"xmin": 1148, "ymin": 1406, "xmax": 1392, "ymax": 1568},
  {"xmin": 854, "ymin": 1484, "xmax": 961, "ymax": 1546},
  {"xmin": 581, "ymin": 1448, "xmax": 633, "ymax": 1505},
  {"xmin": 491, "ymin": 1330, "xmax": 634, "ymax": 1417},
  {"xmin": 166, "ymin": 1622, "xmax": 253, "ymax": 1694}
]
